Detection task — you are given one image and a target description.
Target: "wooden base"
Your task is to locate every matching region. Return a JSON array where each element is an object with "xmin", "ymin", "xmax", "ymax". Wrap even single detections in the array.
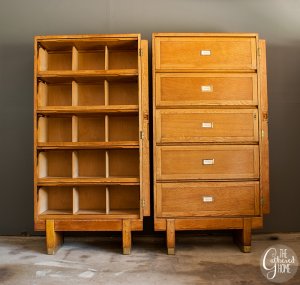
[
  {"xmin": 233, "ymin": 218, "xmax": 252, "ymax": 253},
  {"xmin": 166, "ymin": 219, "xmax": 175, "ymax": 255},
  {"xmin": 122, "ymin": 219, "xmax": 132, "ymax": 255},
  {"xmin": 46, "ymin": 220, "xmax": 63, "ymax": 254}
]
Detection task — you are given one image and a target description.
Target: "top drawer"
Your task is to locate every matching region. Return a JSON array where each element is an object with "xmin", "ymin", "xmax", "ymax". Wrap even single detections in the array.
[{"xmin": 154, "ymin": 37, "xmax": 257, "ymax": 70}]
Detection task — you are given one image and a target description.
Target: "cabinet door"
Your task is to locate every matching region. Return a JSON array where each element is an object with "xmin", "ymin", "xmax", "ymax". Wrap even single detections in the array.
[
  {"xmin": 156, "ymin": 73, "xmax": 257, "ymax": 106},
  {"xmin": 156, "ymin": 182, "xmax": 260, "ymax": 217},
  {"xmin": 154, "ymin": 37, "xmax": 257, "ymax": 70},
  {"xmin": 156, "ymin": 145, "xmax": 259, "ymax": 180},
  {"xmin": 156, "ymin": 109, "xmax": 258, "ymax": 143}
]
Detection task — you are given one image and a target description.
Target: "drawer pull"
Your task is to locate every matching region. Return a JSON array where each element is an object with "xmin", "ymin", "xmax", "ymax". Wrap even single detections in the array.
[
  {"xmin": 202, "ymin": 122, "xmax": 213, "ymax": 128},
  {"xmin": 200, "ymin": 50, "xmax": 211, "ymax": 56},
  {"xmin": 201, "ymin": 85, "xmax": 213, "ymax": 92},
  {"xmin": 203, "ymin": 159, "xmax": 215, "ymax": 165},
  {"xmin": 203, "ymin": 196, "xmax": 214, "ymax": 203}
]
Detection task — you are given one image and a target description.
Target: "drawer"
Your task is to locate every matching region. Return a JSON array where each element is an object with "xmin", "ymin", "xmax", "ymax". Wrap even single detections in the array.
[
  {"xmin": 156, "ymin": 145, "xmax": 259, "ymax": 180},
  {"xmin": 156, "ymin": 109, "xmax": 258, "ymax": 143},
  {"xmin": 155, "ymin": 37, "xmax": 257, "ymax": 70},
  {"xmin": 156, "ymin": 182, "xmax": 260, "ymax": 217},
  {"xmin": 156, "ymin": 73, "xmax": 257, "ymax": 106}
]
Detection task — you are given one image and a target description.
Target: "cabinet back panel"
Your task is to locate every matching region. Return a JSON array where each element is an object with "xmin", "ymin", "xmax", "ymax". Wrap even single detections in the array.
[
  {"xmin": 41, "ymin": 187, "xmax": 73, "ymax": 212},
  {"xmin": 78, "ymin": 117, "xmax": 105, "ymax": 142},
  {"xmin": 78, "ymin": 51, "xmax": 105, "ymax": 70},
  {"xmin": 109, "ymin": 116, "xmax": 139, "ymax": 141},
  {"xmin": 77, "ymin": 186, "xmax": 106, "ymax": 211},
  {"xmin": 109, "ymin": 50, "xmax": 138, "ymax": 69},
  {"xmin": 47, "ymin": 117, "xmax": 72, "ymax": 142},
  {"xmin": 47, "ymin": 84, "xmax": 72, "ymax": 106},
  {"xmin": 110, "ymin": 186, "xmax": 139, "ymax": 210},
  {"xmin": 77, "ymin": 150, "xmax": 106, "ymax": 177},
  {"xmin": 109, "ymin": 149, "xmax": 139, "ymax": 177},
  {"xmin": 109, "ymin": 81, "xmax": 138, "ymax": 105},
  {"xmin": 47, "ymin": 151, "xmax": 73, "ymax": 177},
  {"xmin": 47, "ymin": 52, "xmax": 72, "ymax": 71},
  {"xmin": 78, "ymin": 83, "xmax": 105, "ymax": 106}
]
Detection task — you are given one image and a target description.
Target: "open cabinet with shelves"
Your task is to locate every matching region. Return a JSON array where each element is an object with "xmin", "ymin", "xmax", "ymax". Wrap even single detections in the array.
[{"xmin": 34, "ymin": 34, "xmax": 149, "ymax": 255}]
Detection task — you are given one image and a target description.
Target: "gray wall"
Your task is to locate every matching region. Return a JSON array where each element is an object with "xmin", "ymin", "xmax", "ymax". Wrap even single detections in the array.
[{"xmin": 0, "ymin": 0, "xmax": 300, "ymax": 235}]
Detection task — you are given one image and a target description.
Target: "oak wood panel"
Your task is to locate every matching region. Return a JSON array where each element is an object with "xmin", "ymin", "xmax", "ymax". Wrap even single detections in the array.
[
  {"xmin": 155, "ymin": 37, "xmax": 257, "ymax": 70},
  {"xmin": 156, "ymin": 109, "xmax": 258, "ymax": 143},
  {"xmin": 157, "ymin": 145, "xmax": 259, "ymax": 180},
  {"xmin": 258, "ymin": 40, "xmax": 270, "ymax": 214},
  {"xmin": 156, "ymin": 73, "xmax": 257, "ymax": 106},
  {"xmin": 157, "ymin": 182, "xmax": 260, "ymax": 217}
]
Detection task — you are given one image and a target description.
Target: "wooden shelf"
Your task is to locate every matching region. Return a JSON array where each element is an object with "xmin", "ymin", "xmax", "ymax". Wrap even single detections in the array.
[
  {"xmin": 38, "ymin": 70, "xmax": 138, "ymax": 83},
  {"xmin": 37, "ymin": 141, "xmax": 139, "ymax": 150},
  {"xmin": 37, "ymin": 105, "xmax": 139, "ymax": 114},
  {"xmin": 37, "ymin": 177, "xmax": 140, "ymax": 186}
]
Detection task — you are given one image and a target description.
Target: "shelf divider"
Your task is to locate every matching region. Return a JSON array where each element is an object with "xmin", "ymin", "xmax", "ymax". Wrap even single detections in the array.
[
  {"xmin": 73, "ymin": 187, "xmax": 79, "ymax": 214},
  {"xmin": 38, "ymin": 47, "xmax": 48, "ymax": 71},
  {"xmin": 106, "ymin": 186, "xmax": 110, "ymax": 214},
  {"xmin": 72, "ymin": 81, "xmax": 78, "ymax": 106},
  {"xmin": 72, "ymin": 46, "xmax": 78, "ymax": 71},
  {"xmin": 105, "ymin": 46, "xmax": 109, "ymax": 71},
  {"xmin": 38, "ymin": 116, "xmax": 48, "ymax": 143},
  {"xmin": 72, "ymin": 151, "xmax": 78, "ymax": 178}
]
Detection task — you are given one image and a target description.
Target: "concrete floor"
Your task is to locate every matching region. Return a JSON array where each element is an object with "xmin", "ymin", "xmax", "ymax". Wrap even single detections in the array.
[{"xmin": 0, "ymin": 233, "xmax": 299, "ymax": 285}]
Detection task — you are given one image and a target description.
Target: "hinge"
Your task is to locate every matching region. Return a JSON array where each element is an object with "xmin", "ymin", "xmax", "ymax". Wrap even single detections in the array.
[
  {"xmin": 141, "ymin": 199, "xmax": 145, "ymax": 208},
  {"xmin": 139, "ymin": 48, "xmax": 143, "ymax": 56},
  {"xmin": 254, "ymin": 114, "xmax": 257, "ymax": 119},
  {"xmin": 140, "ymin": 131, "xmax": 144, "ymax": 140}
]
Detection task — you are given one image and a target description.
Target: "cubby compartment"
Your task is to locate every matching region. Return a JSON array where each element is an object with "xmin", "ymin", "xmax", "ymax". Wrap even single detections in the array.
[
  {"xmin": 38, "ymin": 116, "xmax": 72, "ymax": 142},
  {"xmin": 109, "ymin": 149, "xmax": 139, "ymax": 178},
  {"xmin": 74, "ymin": 186, "xmax": 106, "ymax": 214},
  {"xmin": 38, "ymin": 82, "xmax": 72, "ymax": 107},
  {"xmin": 108, "ymin": 49, "xmax": 138, "ymax": 69},
  {"xmin": 76, "ymin": 83, "xmax": 105, "ymax": 106},
  {"xmin": 109, "ymin": 186, "xmax": 140, "ymax": 215},
  {"xmin": 77, "ymin": 116, "xmax": 105, "ymax": 142},
  {"xmin": 38, "ymin": 47, "xmax": 72, "ymax": 71},
  {"xmin": 109, "ymin": 115, "xmax": 139, "ymax": 141},
  {"xmin": 38, "ymin": 187, "xmax": 73, "ymax": 215},
  {"xmin": 77, "ymin": 50, "xmax": 105, "ymax": 70},
  {"xmin": 38, "ymin": 151, "xmax": 72, "ymax": 178},
  {"xmin": 108, "ymin": 80, "xmax": 138, "ymax": 105},
  {"xmin": 76, "ymin": 150, "xmax": 106, "ymax": 178}
]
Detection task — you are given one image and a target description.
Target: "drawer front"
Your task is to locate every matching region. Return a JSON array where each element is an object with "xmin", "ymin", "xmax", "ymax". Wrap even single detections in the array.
[
  {"xmin": 156, "ymin": 73, "xmax": 257, "ymax": 106},
  {"xmin": 155, "ymin": 37, "xmax": 257, "ymax": 70},
  {"xmin": 156, "ymin": 182, "xmax": 260, "ymax": 217},
  {"xmin": 156, "ymin": 109, "xmax": 258, "ymax": 143},
  {"xmin": 157, "ymin": 145, "xmax": 259, "ymax": 180}
]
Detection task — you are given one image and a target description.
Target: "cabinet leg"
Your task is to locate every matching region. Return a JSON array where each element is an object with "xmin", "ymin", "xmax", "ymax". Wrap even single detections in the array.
[
  {"xmin": 122, "ymin": 220, "xmax": 131, "ymax": 255},
  {"xmin": 233, "ymin": 218, "xmax": 252, "ymax": 253},
  {"xmin": 46, "ymin": 220, "xmax": 63, "ymax": 255},
  {"xmin": 166, "ymin": 219, "xmax": 175, "ymax": 255}
]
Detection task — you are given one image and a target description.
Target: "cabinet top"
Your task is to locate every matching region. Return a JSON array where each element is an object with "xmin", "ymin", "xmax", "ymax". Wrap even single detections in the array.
[
  {"xmin": 35, "ymin": 34, "xmax": 141, "ymax": 41},
  {"xmin": 153, "ymin": 32, "xmax": 258, "ymax": 38}
]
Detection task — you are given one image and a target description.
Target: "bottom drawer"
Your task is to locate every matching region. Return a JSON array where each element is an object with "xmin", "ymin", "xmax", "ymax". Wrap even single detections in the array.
[{"xmin": 156, "ymin": 182, "xmax": 260, "ymax": 217}]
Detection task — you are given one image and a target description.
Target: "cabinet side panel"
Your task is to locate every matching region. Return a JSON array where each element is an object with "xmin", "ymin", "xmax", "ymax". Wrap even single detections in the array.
[
  {"xmin": 141, "ymin": 40, "xmax": 150, "ymax": 216},
  {"xmin": 34, "ymin": 38, "xmax": 38, "ymax": 228},
  {"xmin": 258, "ymin": 40, "xmax": 270, "ymax": 214}
]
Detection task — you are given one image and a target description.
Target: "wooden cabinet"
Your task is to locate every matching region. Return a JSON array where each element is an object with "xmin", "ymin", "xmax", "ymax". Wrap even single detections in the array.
[
  {"xmin": 34, "ymin": 34, "xmax": 149, "ymax": 254},
  {"xmin": 153, "ymin": 33, "xmax": 269, "ymax": 254}
]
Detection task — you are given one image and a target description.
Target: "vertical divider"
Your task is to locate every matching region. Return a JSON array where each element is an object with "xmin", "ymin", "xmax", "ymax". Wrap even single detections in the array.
[
  {"xmin": 105, "ymin": 45, "xmax": 109, "ymax": 70},
  {"xmin": 72, "ymin": 46, "xmax": 78, "ymax": 71},
  {"xmin": 38, "ymin": 47, "xmax": 48, "ymax": 71},
  {"xmin": 38, "ymin": 81, "xmax": 48, "ymax": 107},
  {"xmin": 106, "ymin": 187, "xmax": 110, "ymax": 214},
  {"xmin": 38, "ymin": 117, "xmax": 48, "ymax": 143},
  {"xmin": 72, "ymin": 151, "xmax": 78, "ymax": 178},
  {"xmin": 73, "ymin": 187, "xmax": 79, "ymax": 214}
]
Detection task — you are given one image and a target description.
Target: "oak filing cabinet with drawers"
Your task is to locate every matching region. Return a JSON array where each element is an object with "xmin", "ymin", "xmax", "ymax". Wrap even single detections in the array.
[{"xmin": 152, "ymin": 33, "xmax": 269, "ymax": 254}]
